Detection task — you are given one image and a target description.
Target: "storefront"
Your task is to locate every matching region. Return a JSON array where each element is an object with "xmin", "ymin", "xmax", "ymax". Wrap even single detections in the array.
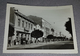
[{"xmin": 16, "ymin": 31, "xmax": 30, "ymax": 45}]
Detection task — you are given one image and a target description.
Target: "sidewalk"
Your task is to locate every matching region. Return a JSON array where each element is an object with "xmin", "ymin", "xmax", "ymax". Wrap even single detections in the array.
[{"xmin": 7, "ymin": 41, "xmax": 71, "ymax": 49}]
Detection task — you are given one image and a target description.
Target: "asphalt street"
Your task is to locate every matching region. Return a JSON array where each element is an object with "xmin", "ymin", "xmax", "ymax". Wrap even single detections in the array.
[
  {"xmin": 31, "ymin": 43, "xmax": 74, "ymax": 49},
  {"xmin": 7, "ymin": 41, "xmax": 74, "ymax": 50},
  {"xmin": 25, "ymin": 41, "xmax": 74, "ymax": 49}
]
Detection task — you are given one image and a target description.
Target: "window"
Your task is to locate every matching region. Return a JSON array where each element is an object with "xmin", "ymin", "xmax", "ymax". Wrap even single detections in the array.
[
  {"xmin": 22, "ymin": 20, "xmax": 24, "ymax": 27},
  {"xmin": 18, "ymin": 19, "xmax": 20, "ymax": 26},
  {"xmin": 28, "ymin": 23, "xmax": 30, "ymax": 29},
  {"xmin": 31, "ymin": 24, "xmax": 33, "ymax": 30},
  {"xmin": 26, "ymin": 22, "xmax": 27, "ymax": 28}
]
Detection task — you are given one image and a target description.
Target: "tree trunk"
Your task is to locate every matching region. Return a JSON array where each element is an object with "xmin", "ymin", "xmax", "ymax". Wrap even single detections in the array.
[{"xmin": 36, "ymin": 38, "xmax": 38, "ymax": 43}]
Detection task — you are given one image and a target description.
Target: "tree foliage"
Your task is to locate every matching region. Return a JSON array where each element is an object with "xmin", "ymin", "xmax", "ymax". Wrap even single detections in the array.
[
  {"xmin": 31, "ymin": 30, "xmax": 43, "ymax": 39},
  {"xmin": 65, "ymin": 18, "xmax": 72, "ymax": 36},
  {"xmin": 47, "ymin": 34, "xmax": 54, "ymax": 39}
]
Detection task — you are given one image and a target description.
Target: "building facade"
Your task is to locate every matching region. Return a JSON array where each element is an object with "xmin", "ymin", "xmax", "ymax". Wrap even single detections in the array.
[
  {"xmin": 42, "ymin": 19, "xmax": 54, "ymax": 37},
  {"xmin": 8, "ymin": 7, "xmax": 55, "ymax": 47},
  {"xmin": 8, "ymin": 7, "xmax": 36, "ymax": 46}
]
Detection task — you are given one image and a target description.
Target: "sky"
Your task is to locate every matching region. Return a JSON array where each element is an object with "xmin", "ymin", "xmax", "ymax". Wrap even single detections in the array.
[{"xmin": 11, "ymin": 4, "xmax": 73, "ymax": 38}]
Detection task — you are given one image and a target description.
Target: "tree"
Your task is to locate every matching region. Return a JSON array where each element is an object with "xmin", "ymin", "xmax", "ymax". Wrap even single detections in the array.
[
  {"xmin": 65, "ymin": 18, "xmax": 73, "ymax": 41},
  {"xmin": 51, "ymin": 28, "xmax": 54, "ymax": 32},
  {"xmin": 31, "ymin": 30, "xmax": 43, "ymax": 43},
  {"xmin": 47, "ymin": 35, "xmax": 54, "ymax": 42},
  {"xmin": 65, "ymin": 18, "xmax": 72, "ymax": 35}
]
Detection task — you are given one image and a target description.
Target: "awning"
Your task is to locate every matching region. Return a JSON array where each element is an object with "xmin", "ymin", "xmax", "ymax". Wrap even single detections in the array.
[{"xmin": 16, "ymin": 31, "xmax": 30, "ymax": 34}]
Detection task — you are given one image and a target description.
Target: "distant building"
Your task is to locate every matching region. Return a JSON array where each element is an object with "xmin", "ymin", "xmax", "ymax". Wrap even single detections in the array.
[
  {"xmin": 42, "ymin": 19, "xmax": 54, "ymax": 37},
  {"xmin": 28, "ymin": 16, "xmax": 54, "ymax": 42}
]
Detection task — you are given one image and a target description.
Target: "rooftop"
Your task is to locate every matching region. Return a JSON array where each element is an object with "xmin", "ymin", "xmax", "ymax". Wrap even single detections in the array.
[{"xmin": 14, "ymin": 10, "xmax": 36, "ymax": 24}]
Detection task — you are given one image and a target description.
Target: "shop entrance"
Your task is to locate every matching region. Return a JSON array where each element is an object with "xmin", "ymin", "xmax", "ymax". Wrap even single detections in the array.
[{"xmin": 16, "ymin": 31, "xmax": 30, "ymax": 45}]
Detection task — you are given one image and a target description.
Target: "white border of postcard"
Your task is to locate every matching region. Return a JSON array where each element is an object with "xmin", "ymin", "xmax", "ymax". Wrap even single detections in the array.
[{"xmin": 3, "ymin": 3, "xmax": 78, "ymax": 54}]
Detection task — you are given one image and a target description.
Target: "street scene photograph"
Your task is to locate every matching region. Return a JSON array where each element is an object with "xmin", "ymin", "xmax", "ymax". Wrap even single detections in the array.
[{"xmin": 3, "ymin": 4, "xmax": 78, "ymax": 53}]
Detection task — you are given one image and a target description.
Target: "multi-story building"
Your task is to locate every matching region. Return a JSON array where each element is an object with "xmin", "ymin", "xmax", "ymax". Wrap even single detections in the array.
[
  {"xmin": 42, "ymin": 19, "xmax": 54, "ymax": 37},
  {"xmin": 8, "ymin": 7, "xmax": 55, "ymax": 46},
  {"xmin": 8, "ymin": 7, "xmax": 36, "ymax": 46},
  {"xmin": 28, "ymin": 15, "xmax": 55, "ymax": 42},
  {"xmin": 41, "ymin": 19, "xmax": 54, "ymax": 42}
]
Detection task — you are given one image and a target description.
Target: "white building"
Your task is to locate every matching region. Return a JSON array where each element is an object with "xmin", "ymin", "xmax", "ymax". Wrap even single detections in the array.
[
  {"xmin": 9, "ymin": 7, "xmax": 36, "ymax": 45},
  {"xmin": 8, "ymin": 7, "xmax": 55, "ymax": 46},
  {"xmin": 42, "ymin": 19, "xmax": 54, "ymax": 37}
]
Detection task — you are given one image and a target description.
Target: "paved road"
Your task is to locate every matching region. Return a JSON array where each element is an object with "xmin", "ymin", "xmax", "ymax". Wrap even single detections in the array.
[
  {"xmin": 31, "ymin": 43, "xmax": 74, "ymax": 49},
  {"xmin": 25, "ymin": 41, "xmax": 74, "ymax": 49},
  {"xmin": 7, "ymin": 41, "xmax": 74, "ymax": 50}
]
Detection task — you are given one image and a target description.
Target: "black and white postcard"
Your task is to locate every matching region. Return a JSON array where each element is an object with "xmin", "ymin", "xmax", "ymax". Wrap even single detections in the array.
[{"xmin": 3, "ymin": 3, "xmax": 78, "ymax": 53}]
